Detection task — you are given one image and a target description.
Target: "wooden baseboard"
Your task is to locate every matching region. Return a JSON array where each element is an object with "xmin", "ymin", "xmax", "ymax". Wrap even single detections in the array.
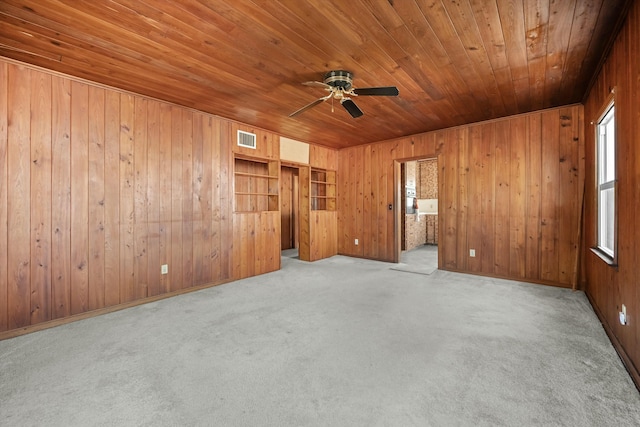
[
  {"xmin": 0, "ymin": 278, "xmax": 233, "ymax": 341},
  {"xmin": 440, "ymin": 267, "xmax": 574, "ymax": 290},
  {"xmin": 586, "ymin": 292, "xmax": 640, "ymax": 391}
]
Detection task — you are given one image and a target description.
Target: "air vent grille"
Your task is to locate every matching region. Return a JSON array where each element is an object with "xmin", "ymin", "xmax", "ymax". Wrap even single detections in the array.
[{"xmin": 237, "ymin": 130, "xmax": 257, "ymax": 149}]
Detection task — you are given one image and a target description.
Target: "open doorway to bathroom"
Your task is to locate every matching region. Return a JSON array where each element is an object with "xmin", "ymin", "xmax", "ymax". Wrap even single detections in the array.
[{"xmin": 398, "ymin": 158, "xmax": 438, "ymax": 273}]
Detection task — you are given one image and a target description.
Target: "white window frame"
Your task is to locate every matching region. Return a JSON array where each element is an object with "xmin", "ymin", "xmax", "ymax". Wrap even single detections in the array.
[{"xmin": 596, "ymin": 102, "xmax": 616, "ymax": 261}]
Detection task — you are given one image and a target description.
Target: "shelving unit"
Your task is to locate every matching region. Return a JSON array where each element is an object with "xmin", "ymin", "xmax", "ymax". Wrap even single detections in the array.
[
  {"xmin": 310, "ymin": 168, "xmax": 336, "ymax": 211},
  {"xmin": 234, "ymin": 156, "xmax": 279, "ymax": 212}
]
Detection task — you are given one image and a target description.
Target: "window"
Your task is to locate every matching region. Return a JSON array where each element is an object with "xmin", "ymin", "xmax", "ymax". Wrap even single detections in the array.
[{"xmin": 596, "ymin": 103, "xmax": 616, "ymax": 259}]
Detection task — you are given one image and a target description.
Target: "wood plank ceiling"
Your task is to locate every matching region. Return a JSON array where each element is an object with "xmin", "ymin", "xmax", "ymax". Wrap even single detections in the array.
[{"xmin": 0, "ymin": 0, "xmax": 630, "ymax": 149}]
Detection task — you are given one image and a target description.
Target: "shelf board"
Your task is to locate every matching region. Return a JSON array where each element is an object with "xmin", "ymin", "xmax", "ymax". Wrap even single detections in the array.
[
  {"xmin": 234, "ymin": 171, "xmax": 276, "ymax": 179},
  {"xmin": 235, "ymin": 192, "xmax": 278, "ymax": 196},
  {"xmin": 234, "ymin": 210, "xmax": 278, "ymax": 213}
]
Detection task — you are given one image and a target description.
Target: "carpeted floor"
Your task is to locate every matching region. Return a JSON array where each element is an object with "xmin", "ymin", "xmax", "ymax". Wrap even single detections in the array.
[
  {"xmin": 391, "ymin": 244, "xmax": 438, "ymax": 275},
  {"xmin": 1, "ymin": 253, "xmax": 639, "ymax": 426}
]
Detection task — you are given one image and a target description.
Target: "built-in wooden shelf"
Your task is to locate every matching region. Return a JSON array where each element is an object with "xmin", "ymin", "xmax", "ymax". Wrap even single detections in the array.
[
  {"xmin": 310, "ymin": 168, "xmax": 336, "ymax": 211},
  {"xmin": 234, "ymin": 156, "xmax": 279, "ymax": 212}
]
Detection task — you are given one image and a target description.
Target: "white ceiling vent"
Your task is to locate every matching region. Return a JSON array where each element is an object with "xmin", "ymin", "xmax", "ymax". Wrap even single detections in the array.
[{"xmin": 237, "ymin": 130, "xmax": 257, "ymax": 149}]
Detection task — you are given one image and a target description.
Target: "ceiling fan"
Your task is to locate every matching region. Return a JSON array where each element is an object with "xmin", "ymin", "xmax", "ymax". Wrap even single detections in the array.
[{"xmin": 289, "ymin": 70, "xmax": 399, "ymax": 118}]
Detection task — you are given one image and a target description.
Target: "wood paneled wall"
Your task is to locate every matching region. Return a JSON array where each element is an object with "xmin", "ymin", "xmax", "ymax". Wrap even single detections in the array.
[
  {"xmin": 309, "ymin": 144, "xmax": 338, "ymax": 171},
  {"xmin": 338, "ymin": 105, "xmax": 584, "ymax": 289},
  {"xmin": 307, "ymin": 211, "xmax": 338, "ymax": 261},
  {"xmin": 0, "ymin": 59, "xmax": 303, "ymax": 334},
  {"xmin": 583, "ymin": 0, "xmax": 640, "ymax": 386},
  {"xmin": 299, "ymin": 146, "xmax": 338, "ymax": 262}
]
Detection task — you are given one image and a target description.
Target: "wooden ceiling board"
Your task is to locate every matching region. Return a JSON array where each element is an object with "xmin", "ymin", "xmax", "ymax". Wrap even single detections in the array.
[
  {"xmin": 0, "ymin": 0, "xmax": 631, "ymax": 149},
  {"xmin": 559, "ymin": 0, "xmax": 604, "ymax": 104}
]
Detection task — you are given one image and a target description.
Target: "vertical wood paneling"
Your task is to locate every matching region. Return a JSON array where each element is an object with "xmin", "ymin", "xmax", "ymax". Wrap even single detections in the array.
[
  {"xmin": 0, "ymin": 60, "xmax": 299, "ymax": 336},
  {"xmin": 369, "ymin": 144, "xmax": 379, "ymax": 259},
  {"xmin": 583, "ymin": 0, "xmax": 640, "ymax": 386},
  {"xmin": 159, "ymin": 104, "xmax": 173, "ymax": 293},
  {"xmin": 256, "ymin": 214, "xmax": 265, "ymax": 273},
  {"xmin": 119, "ymin": 94, "xmax": 135, "ymax": 303},
  {"xmin": 467, "ymin": 126, "xmax": 483, "ymax": 273},
  {"xmin": 337, "ymin": 152, "xmax": 349, "ymax": 255},
  {"xmin": 525, "ymin": 113, "xmax": 542, "ymax": 279},
  {"xmin": 103, "ymin": 90, "xmax": 120, "ymax": 307},
  {"xmin": 480, "ymin": 124, "xmax": 496, "ymax": 273},
  {"xmin": 192, "ymin": 113, "xmax": 205, "ymax": 285},
  {"xmin": 51, "ymin": 76, "xmax": 71, "ymax": 319},
  {"xmin": 70, "ymin": 81, "xmax": 89, "ymax": 315},
  {"xmin": 219, "ymin": 121, "xmax": 233, "ymax": 281},
  {"xmin": 134, "ymin": 97, "xmax": 149, "ymax": 299},
  {"xmin": 310, "ymin": 144, "xmax": 338, "ymax": 171},
  {"xmin": 170, "ymin": 107, "xmax": 184, "ymax": 291},
  {"xmin": 146, "ymin": 100, "xmax": 160, "ymax": 296},
  {"xmin": 30, "ymin": 71, "xmax": 52, "ymax": 323},
  {"xmin": 232, "ymin": 212, "xmax": 241, "ymax": 280},
  {"xmin": 181, "ymin": 110, "xmax": 194, "ymax": 288},
  {"xmin": 351, "ymin": 146, "xmax": 361, "ymax": 257},
  {"xmin": 199, "ymin": 115, "xmax": 213, "ymax": 285},
  {"xmin": 558, "ymin": 108, "xmax": 578, "ymax": 285},
  {"xmin": 298, "ymin": 166, "xmax": 311, "ymax": 261},
  {"xmin": 210, "ymin": 118, "xmax": 222, "ymax": 283},
  {"xmin": 384, "ymin": 144, "xmax": 400, "ymax": 260},
  {"xmin": 232, "ymin": 124, "xmax": 279, "ymax": 160},
  {"xmin": 355, "ymin": 147, "xmax": 364, "ymax": 258},
  {"xmin": 307, "ymin": 210, "xmax": 338, "ymax": 262},
  {"xmin": 363, "ymin": 145, "xmax": 372, "ymax": 256},
  {"xmin": 442, "ymin": 132, "xmax": 458, "ymax": 269},
  {"xmin": 540, "ymin": 110, "xmax": 560, "ymax": 283},
  {"xmin": 244, "ymin": 214, "xmax": 255, "ymax": 277},
  {"xmin": 456, "ymin": 129, "xmax": 469, "ymax": 272},
  {"xmin": 0, "ymin": 62, "xmax": 8, "ymax": 331},
  {"xmin": 494, "ymin": 120, "xmax": 511, "ymax": 276},
  {"xmin": 509, "ymin": 116, "xmax": 527, "ymax": 278},
  {"xmin": 7, "ymin": 64, "xmax": 31, "ymax": 329},
  {"xmin": 337, "ymin": 106, "xmax": 583, "ymax": 288},
  {"xmin": 88, "ymin": 86, "xmax": 105, "ymax": 311}
]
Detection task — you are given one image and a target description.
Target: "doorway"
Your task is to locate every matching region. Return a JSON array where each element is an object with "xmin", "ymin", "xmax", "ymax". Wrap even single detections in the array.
[
  {"xmin": 280, "ymin": 166, "xmax": 299, "ymax": 253},
  {"xmin": 397, "ymin": 157, "xmax": 439, "ymax": 271}
]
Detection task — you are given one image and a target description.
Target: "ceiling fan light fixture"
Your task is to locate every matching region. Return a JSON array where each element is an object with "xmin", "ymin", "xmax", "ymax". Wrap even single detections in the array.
[
  {"xmin": 323, "ymin": 70, "xmax": 354, "ymax": 90},
  {"xmin": 289, "ymin": 69, "xmax": 398, "ymax": 118}
]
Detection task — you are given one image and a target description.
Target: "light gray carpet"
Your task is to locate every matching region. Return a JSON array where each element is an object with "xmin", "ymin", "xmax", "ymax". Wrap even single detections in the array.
[
  {"xmin": 391, "ymin": 244, "xmax": 438, "ymax": 275},
  {"xmin": 1, "ymin": 254, "xmax": 639, "ymax": 426}
]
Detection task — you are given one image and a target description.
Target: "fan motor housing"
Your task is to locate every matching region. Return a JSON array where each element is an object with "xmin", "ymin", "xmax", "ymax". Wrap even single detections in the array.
[{"xmin": 323, "ymin": 70, "xmax": 353, "ymax": 90}]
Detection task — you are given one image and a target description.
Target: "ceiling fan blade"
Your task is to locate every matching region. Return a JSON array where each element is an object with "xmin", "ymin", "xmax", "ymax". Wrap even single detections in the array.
[
  {"xmin": 289, "ymin": 97, "xmax": 329, "ymax": 117},
  {"xmin": 302, "ymin": 81, "xmax": 332, "ymax": 89},
  {"xmin": 353, "ymin": 86, "xmax": 399, "ymax": 96},
  {"xmin": 341, "ymin": 98, "xmax": 364, "ymax": 118}
]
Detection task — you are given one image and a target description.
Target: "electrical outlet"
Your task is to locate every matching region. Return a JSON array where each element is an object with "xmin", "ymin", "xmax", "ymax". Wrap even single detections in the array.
[
  {"xmin": 469, "ymin": 249, "xmax": 476, "ymax": 257},
  {"xmin": 161, "ymin": 264, "xmax": 168, "ymax": 275},
  {"xmin": 620, "ymin": 304, "xmax": 627, "ymax": 325},
  {"xmin": 355, "ymin": 238, "xmax": 359, "ymax": 246}
]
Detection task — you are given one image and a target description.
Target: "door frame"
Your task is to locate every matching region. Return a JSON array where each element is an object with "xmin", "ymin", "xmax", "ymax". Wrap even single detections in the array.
[
  {"xmin": 280, "ymin": 164, "xmax": 299, "ymax": 250},
  {"xmin": 393, "ymin": 154, "xmax": 440, "ymax": 265}
]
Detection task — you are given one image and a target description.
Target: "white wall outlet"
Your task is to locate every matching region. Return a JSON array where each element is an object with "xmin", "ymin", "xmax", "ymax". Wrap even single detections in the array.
[
  {"xmin": 161, "ymin": 264, "xmax": 168, "ymax": 275},
  {"xmin": 355, "ymin": 238, "xmax": 359, "ymax": 246},
  {"xmin": 469, "ymin": 249, "xmax": 476, "ymax": 257},
  {"xmin": 620, "ymin": 304, "xmax": 627, "ymax": 325}
]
